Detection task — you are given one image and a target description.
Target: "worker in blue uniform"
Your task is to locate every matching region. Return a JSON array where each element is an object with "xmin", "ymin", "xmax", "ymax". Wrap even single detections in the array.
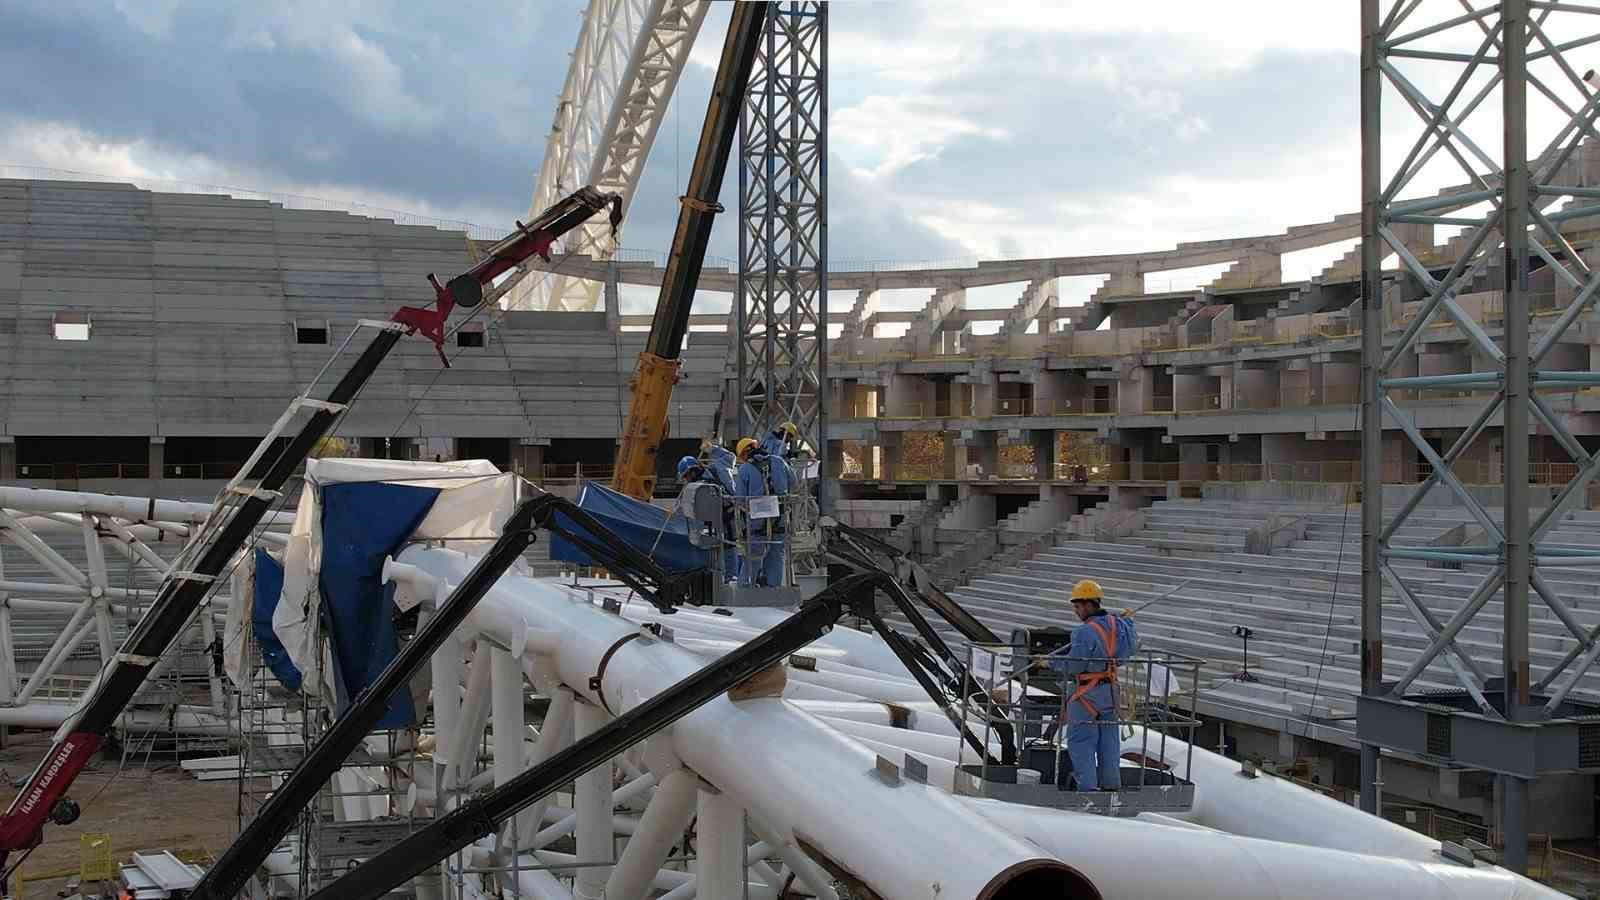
[
  {"xmin": 735, "ymin": 436, "xmax": 792, "ymax": 587},
  {"xmin": 1052, "ymin": 579, "xmax": 1138, "ymax": 791},
  {"xmin": 702, "ymin": 437, "xmax": 739, "ymax": 490},
  {"xmin": 760, "ymin": 421, "xmax": 801, "ymax": 461},
  {"xmin": 677, "ymin": 454, "xmax": 737, "ymax": 582}
]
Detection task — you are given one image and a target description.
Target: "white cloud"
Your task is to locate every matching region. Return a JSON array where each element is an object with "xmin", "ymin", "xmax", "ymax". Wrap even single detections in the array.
[
  {"xmin": 832, "ymin": 95, "xmax": 1010, "ymax": 180},
  {"xmin": 112, "ymin": 0, "xmax": 182, "ymax": 39}
]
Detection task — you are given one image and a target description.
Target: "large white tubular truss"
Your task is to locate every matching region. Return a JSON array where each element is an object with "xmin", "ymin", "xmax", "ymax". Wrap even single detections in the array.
[
  {"xmin": 0, "ymin": 488, "xmax": 291, "ymax": 734},
  {"xmin": 510, "ymin": 0, "xmax": 710, "ymax": 311}
]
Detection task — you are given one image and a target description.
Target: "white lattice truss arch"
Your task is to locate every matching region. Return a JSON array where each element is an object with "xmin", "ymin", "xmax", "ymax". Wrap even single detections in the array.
[{"xmin": 508, "ymin": 0, "xmax": 710, "ymax": 311}]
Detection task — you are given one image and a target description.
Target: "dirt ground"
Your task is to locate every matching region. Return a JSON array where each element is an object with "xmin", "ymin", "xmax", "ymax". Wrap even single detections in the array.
[{"xmin": 0, "ymin": 731, "xmax": 238, "ymax": 899}]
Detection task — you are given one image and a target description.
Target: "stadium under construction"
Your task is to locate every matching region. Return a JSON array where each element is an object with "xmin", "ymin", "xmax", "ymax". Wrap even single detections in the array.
[{"xmin": 1, "ymin": 1, "xmax": 1599, "ymax": 898}]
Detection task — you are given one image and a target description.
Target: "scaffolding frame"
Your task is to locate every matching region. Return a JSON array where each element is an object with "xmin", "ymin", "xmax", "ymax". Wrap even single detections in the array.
[
  {"xmin": 1359, "ymin": 0, "xmax": 1600, "ymax": 874},
  {"xmin": 736, "ymin": 1, "xmax": 830, "ymax": 514}
]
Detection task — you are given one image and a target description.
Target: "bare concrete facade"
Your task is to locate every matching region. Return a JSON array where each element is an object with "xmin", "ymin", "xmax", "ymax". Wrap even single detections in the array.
[{"xmin": 0, "ymin": 179, "xmax": 724, "ymax": 493}]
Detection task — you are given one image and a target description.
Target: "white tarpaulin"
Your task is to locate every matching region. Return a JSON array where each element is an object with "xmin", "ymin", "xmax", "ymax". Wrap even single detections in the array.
[{"xmin": 272, "ymin": 458, "xmax": 520, "ymax": 699}]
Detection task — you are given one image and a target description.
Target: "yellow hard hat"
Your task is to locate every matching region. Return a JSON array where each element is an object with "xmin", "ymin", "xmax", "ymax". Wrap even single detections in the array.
[
  {"xmin": 1070, "ymin": 579, "xmax": 1104, "ymax": 603},
  {"xmin": 779, "ymin": 421, "xmax": 800, "ymax": 438},
  {"xmin": 736, "ymin": 437, "xmax": 759, "ymax": 460}
]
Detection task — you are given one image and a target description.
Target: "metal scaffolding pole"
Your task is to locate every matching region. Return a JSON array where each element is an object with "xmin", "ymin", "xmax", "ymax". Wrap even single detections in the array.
[
  {"xmin": 1501, "ymin": 0, "xmax": 1533, "ymax": 870},
  {"xmin": 737, "ymin": 1, "xmax": 829, "ymax": 512},
  {"xmin": 1358, "ymin": 0, "xmax": 1600, "ymax": 874},
  {"xmin": 1358, "ymin": 0, "xmax": 1385, "ymax": 818}
]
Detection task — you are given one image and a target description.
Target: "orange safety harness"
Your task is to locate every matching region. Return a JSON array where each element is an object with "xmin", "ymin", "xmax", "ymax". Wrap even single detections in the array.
[{"xmin": 1066, "ymin": 616, "xmax": 1119, "ymax": 717}]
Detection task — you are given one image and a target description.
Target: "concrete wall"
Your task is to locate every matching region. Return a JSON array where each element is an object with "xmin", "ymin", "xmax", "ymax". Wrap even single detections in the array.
[{"xmin": 0, "ymin": 179, "xmax": 720, "ymax": 444}]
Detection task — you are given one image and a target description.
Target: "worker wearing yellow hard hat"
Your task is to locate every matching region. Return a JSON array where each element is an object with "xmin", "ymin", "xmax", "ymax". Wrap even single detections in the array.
[
  {"xmin": 761, "ymin": 421, "xmax": 802, "ymax": 461},
  {"xmin": 735, "ymin": 434, "xmax": 793, "ymax": 587},
  {"xmin": 1049, "ymin": 578, "xmax": 1139, "ymax": 791}
]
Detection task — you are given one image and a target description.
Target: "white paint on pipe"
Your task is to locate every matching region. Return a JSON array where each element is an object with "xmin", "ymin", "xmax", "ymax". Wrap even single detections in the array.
[
  {"xmin": 429, "ymin": 630, "xmax": 463, "ymax": 770},
  {"xmin": 445, "ymin": 644, "xmax": 492, "ymax": 789},
  {"xmin": 400, "ymin": 548, "xmax": 1086, "ymax": 900},
  {"xmin": 491, "ymin": 646, "xmax": 533, "ymax": 846},
  {"xmin": 815, "ymin": 714, "xmax": 983, "ymax": 762},
  {"xmin": 605, "ymin": 768, "xmax": 698, "ymax": 900},
  {"xmin": 0, "ymin": 486, "xmax": 294, "ymax": 525},
  {"xmin": 520, "ymin": 688, "xmax": 575, "ymax": 844},
  {"xmin": 696, "ymin": 788, "xmax": 745, "ymax": 900},
  {"xmin": 0, "ymin": 703, "xmax": 233, "ymax": 733},
  {"xmin": 535, "ymin": 772, "xmax": 655, "ymax": 848},
  {"xmin": 784, "ymin": 666, "xmax": 930, "ymax": 703},
  {"xmin": 573, "ymin": 701, "xmax": 614, "ymax": 900},
  {"xmin": 746, "ymin": 817, "xmax": 839, "ymax": 900},
  {"xmin": 1123, "ymin": 728, "xmax": 1447, "ymax": 864},
  {"xmin": 962, "ymin": 797, "xmax": 1569, "ymax": 900}
]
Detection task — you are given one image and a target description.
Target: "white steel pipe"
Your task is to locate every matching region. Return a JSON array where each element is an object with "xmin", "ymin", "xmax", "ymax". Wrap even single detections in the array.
[
  {"xmin": 520, "ymin": 688, "xmax": 575, "ymax": 845},
  {"xmin": 491, "ymin": 646, "xmax": 532, "ymax": 847},
  {"xmin": 0, "ymin": 486, "xmax": 295, "ymax": 525},
  {"xmin": 574, "ymin": 700, "xmax": 614, "ymax": 900},
  {"xmin": 16, "ymin": 600, "xmax": 94, "ymax": 704},
  {"xmin": 605, "ymin": 768, "xmax": 698, "ymax": 900},
  {"xmin": 1123, "ymin": 729, "xmax": 1445, "ymax": 863},
  {"xmin": 962, "ymin": 797, "xmax": 1568, "ymax": 900},
  {"xmin": 429, "ymin": 631, "xmax": 463, "ymax": 771},
  {"xmin": 696, "ymin": 788, "xmax": 745, "ymax": 900},
  {"xmin": 747, "ymin": 817, "xmax": 839, "ymax": 900},
  {"xmin": 536, "ymin": 772, "xmax": 655, "ymax": 848},
  {"xmin": 445, "ymin": 645, "xmax": 493, "ymax": 789},
  {"xmin": 0, "ymin": 703, "xmax": 234, "ymax": 733},
  {"xmin": 400, "ymin": 547, "xmax": 1092, "ymax": 900},
  {"xmin": 0, "ymin": 600, "xmax": 14, "ymax": 702}
]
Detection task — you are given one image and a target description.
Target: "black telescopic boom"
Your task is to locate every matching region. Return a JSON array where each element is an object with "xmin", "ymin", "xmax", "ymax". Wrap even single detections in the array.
[
  {"xmin": 302, "ymin": 586, "xmax": 854, "ymax": 900},
  {"xmin": 189, "ymin": 500, "xmax": 542, "ymax": 900},
  {"xmin": 643, "ymin": 1, "xmax": 768, "ymax": 359}
]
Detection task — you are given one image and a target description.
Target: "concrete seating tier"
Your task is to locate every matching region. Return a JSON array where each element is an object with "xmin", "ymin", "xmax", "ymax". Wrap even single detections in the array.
[{"xmin": 889, "ymin": 498, "xmax": 1600, "ymax": 739}]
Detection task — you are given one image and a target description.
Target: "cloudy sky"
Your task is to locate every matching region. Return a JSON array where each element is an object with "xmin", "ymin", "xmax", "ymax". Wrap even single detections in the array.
[{"xmin": 6, "ymin": 1, "xmax": 1561, "ymax": 312}]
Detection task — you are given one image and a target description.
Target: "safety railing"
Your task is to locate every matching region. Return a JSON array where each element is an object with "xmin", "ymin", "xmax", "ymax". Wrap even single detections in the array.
[
  {"xmin": 1055, "ymin": 397, "xmax": 1116, "ymax": 415},
  {"xmin": 848, "ymin": 459, "xmax": 1591, "ymax": 487},
  {"xmin": 163, "ymin": 462, "xmax": 250, "ymax": 480},
  {"xmin": 1177, "ymin": 393, "xmax": 1224, "ymax": 413},
  {"xmin": 837, "ymin": 403, "xmax": 882, "ymax": 421},
  {"xmin": 14, "ymin": 462, "xmax": 152, "ymax": 479},
  {"xmin": 997, "ymin": 462, "xmax": 1038, "ymax": 480},
  {"xmin": 1278, "ymin": 384, "xmax": 1360, "ymax": 407},
  {"xmin": 1416, "ymin": 460, "xmax": 1583, "ymax": 486},
  {"xmin": 1313, "ymin": 320, "xmax": 1359, "ymax": 339},
  {"xmin": 877, "ymin": 401, "xmax": 966, "ymax": 419},
  {"xmin": 539, "ymin": 462, "xmax": 615, "ymax": 485},
  {"xmin": 1148, "ymin": 394, "xmax": 1175, "ymax": 413},
  {"xmin": 989, "ymin": 397, "xmax": 1033, "ymax": 417},
  {"xmin": 955, "ymin": 646, "xmax": 1204, "ymax": 811}
]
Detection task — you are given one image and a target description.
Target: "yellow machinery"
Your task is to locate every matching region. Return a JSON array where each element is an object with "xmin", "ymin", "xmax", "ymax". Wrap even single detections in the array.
[{"xmin": 611, "ymin": 3, "xmax": 768, "ymax": 499}]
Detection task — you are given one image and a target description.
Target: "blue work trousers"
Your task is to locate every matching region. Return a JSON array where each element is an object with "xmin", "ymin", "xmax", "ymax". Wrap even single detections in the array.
[
  {"xmin": 1065, "ymin": 685, "xmax": 1120, "ymax": 791},
  {"xmin": 739, "ymin": 530, "xmax": 786, "ymax": 586}
]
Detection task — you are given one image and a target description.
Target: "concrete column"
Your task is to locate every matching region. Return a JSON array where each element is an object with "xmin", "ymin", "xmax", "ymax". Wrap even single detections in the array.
[
  {"xmin": 1030, "ymin": 429, "xmax": 1057, "ymax": 480},
  {"xmin": 148, "ymin": 436, "xmax": 165, "ymax": 484},
  {"xmin": 513, "ymin": 441, "xmax": 545, "ymax": 480},
  {"xmin": 971, "ymin": 374, "xmax": 997, "ymax": 418},
  {"xmin": 0, "ymin": 438, "xmax": 14, "ymax": 481},
  {"xmin": 880, "ymin": 438, "xmax": 903, "ymax": 481},
  {"xmin": 960, "ymin": 431, "xmax": 999, "ymax": 478}
]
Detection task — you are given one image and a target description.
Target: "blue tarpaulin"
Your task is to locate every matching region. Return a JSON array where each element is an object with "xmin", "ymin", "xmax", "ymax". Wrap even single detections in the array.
[
  {"xmin": 252, "ymin": 548, "xmax": 302, "ymax": 691},
  {"xmin": 549, "ymin": 481, "xmax": 709, "ymax": 574},
  {"xmin": 318, "ymin": 481, "xmax": 440, "ymax": 729}
]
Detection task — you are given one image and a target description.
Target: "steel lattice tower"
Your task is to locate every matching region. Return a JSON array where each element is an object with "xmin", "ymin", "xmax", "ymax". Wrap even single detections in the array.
[
  {"xmin": 1360, "ymin": 0, "xmax": 1600, "ymax": 873},
  {"xmin": 736, "ymin": 1, "xmax": 828, "ymax": 508}
]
